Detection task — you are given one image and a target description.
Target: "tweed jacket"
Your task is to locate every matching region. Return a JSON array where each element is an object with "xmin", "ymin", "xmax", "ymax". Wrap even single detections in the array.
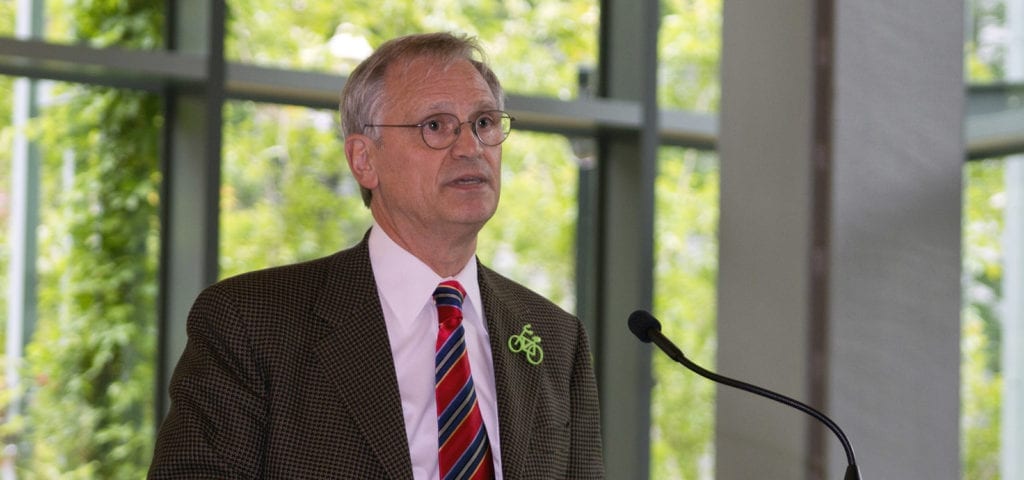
[{"xmin": 148, "ymin": 238, "xmax": 604, "ymax": 479}]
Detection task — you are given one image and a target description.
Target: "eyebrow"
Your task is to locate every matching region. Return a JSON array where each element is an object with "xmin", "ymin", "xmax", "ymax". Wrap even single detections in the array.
[{"xmin": 422, "ymin": 100, "xmax": 499, "ymax": 115}]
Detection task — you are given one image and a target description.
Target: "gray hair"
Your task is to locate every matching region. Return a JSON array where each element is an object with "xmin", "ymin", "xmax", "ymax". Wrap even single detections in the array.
[{"xmin": 339, "ymin": 32, "xmax": 505, "ymax": 206}]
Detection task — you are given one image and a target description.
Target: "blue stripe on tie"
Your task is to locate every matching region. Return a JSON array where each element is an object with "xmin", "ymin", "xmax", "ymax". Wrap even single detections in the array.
[
  {"xmin": 435, "ymin": 287, "xmax": 464, "ymax": 309},
  {"xmin": 438, "ymin": 381, "xmax": 477, "ymax": 444},
  {"xmin": 435, "ymin": 329, "xmax": 466, "ymax": 381},
  {"xmin": 444, "ymin": 427, "xmax": 489, "ymax": 480}
]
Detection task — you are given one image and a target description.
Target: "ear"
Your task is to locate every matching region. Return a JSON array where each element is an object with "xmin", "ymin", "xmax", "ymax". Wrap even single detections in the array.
[{"xmin": 345, "ymin": 134, "xmax": 379, "ymax": 191}]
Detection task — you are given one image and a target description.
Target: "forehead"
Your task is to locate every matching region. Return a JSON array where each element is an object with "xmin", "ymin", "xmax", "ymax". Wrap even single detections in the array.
[{"xmin": 382, "ymin": 56, "xmax": 497, "ymax": 115}]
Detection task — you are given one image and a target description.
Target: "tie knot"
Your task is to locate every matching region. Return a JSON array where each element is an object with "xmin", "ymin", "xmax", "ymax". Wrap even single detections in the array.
[{"xmin": 433, "ymin": 280, "xmax": 466, "ymax": 311}]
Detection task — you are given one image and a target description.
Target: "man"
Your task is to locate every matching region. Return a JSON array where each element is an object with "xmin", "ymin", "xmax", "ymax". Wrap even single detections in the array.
[{"xmin": 149, "ymin": 32, "xmax": 604, "ymax": 479}]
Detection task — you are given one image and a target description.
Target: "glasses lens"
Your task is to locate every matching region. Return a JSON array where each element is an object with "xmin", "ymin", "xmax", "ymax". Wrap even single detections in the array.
[
  {"xmin": 474, "ymin": 111, "xmax": 512, "ymax": 146},
  {"xmin": 420, "ymin": 113, "xmax": 460, "ymax": 149}
]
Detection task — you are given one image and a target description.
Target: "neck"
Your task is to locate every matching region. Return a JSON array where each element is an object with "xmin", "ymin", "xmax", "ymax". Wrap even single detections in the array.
[{"xmin": 372, "ymin": 215, "xmax": 480, "ymax": 278}]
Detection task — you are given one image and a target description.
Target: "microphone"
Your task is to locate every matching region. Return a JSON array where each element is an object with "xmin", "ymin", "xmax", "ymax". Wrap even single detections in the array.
[{"xmin": 628, "ymin": 310, "xmax": 861, "ymax": 480}]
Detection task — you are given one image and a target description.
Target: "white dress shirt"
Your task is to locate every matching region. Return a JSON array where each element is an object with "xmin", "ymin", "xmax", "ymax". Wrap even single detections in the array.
[{"xmin": 368, "ymin": 223, "xmax": 503, "ymax": 480}]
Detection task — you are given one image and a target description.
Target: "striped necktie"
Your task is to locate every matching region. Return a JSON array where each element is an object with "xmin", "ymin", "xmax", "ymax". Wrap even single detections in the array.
[{"xmin": 433, "ymin": 280, "xmax": 495, "ymax": 480}]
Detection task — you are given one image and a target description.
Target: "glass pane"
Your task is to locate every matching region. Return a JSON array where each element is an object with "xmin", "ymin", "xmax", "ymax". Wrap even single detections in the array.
[
  {"xmin": 962, "ymin": 1, "xmax": 1017, "ymax": 478},
  {"xmin": 477, "ymin": 131, "xmax": 579, "ymax": 311},
  {"xmin": 225, "ymin": 0, "xmax": 599, "ymax": 99},
  {"xmin": 962, "ymin": 158, "xmax": 1004, "ymax": 480},
  {"xmin": 1, "ymin": 1, "xmax": 13, "ymax": 36},
  {"xmin": 2, "ymin": 79, "xmax": 160, "ymax": 477},
  {"xmin": 1, "ymin": 79, "xmax": 12, "ymax": 443},
  {"xmin": 653, "ymin": 0, "xmax": 722, "ymax": 476},
  {"xmin": 220, "ymin": 101, "xmax": 371, "ymax": 278},
  {"xmin": 651, "ymin": 146, "xmax": 718, "ymax": 479},
  {"xmin": 3, "ymin": 0, "xmax": 166, "ymax": 49},
  {"xmin": 658, "ymin": 0, "xmax": 722, "ymax": 112}
]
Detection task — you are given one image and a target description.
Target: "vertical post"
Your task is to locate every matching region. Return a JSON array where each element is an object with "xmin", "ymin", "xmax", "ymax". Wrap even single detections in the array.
[
  {"xmin": 156, "ymin": 0, "xmax": 225, "ymax": 422},
  {"xmin": 596, "ymin": 0, "xmax": 659, "ymax": 477},
  {"xmin": 718, "ymin": 2, "xmax": 816, "ymax": 477},
  {"xmin": 574, "ymin": 65, "xmax": 599, "ymax": 341}
]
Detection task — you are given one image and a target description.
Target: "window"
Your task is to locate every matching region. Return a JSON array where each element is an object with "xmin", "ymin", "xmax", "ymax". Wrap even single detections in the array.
[
  {"xmin": 651, "ymin": 146, "xmax": 719, "ymax": 479},
  {"xmin": 2, "ymin": 0, "xmax": 1013, "ymax": 478},
  {"xmin": 2, "ymin": 79, "xmax": 160, "ymax": 477},
  {"xmin": 220, "ymin": 101, "xmax": 370, "ymax": 277},
  {"xmin": 962, "ymin": 158, "xmax": 1005, "ymax": 479},
  {"xmin": 961, "ymin": 1, "xmax": 1021, "ymax": 477},
  {"xmin": 478, "ymin": 131, "xmax": 580, "ymax": 311},
  {"xmin": 225, "ymin": 0, "xmax": 599, "ymax": 99},
  {"xmin": 651, "ymin": 0, "xmax": 722, "ymax": 476}
]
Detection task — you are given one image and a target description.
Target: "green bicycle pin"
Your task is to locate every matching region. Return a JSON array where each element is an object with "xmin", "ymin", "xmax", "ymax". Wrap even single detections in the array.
[{"xmin": 508, "ymin": 324, "xmax": 544, "ymax": 365}]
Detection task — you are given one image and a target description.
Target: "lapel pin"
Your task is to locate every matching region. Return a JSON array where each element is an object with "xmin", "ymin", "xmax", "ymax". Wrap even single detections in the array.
[{"xmin": 508, "ymin": 324, "xmax": 544, "ymax": 365}]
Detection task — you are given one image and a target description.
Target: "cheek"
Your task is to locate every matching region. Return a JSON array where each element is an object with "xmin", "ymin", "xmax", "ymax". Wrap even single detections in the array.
[
  {"xmin": 386, "ymin": 157, "xmax": 440, "ymax": 197},
  {"xmin": 492, "ymin": 154, "xmax": 503, "ymax": 188}
]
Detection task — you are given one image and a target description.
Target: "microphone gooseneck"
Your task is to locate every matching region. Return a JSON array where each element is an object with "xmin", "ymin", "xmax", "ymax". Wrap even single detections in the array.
[{"xmin": 628, "ymin": 310, "xmax": 861, "ymax": 480}]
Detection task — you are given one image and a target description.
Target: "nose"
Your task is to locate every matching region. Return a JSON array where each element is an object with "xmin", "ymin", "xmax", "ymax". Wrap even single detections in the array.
[{"xmin": 449, "ymin": 121, "xmax": 484, "ymax": 155}]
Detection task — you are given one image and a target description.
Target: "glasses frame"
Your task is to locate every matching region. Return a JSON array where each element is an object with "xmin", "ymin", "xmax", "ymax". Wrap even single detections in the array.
[{"xmin": 363, "ymin": 110, "xmax": 515, "ymax": 150}]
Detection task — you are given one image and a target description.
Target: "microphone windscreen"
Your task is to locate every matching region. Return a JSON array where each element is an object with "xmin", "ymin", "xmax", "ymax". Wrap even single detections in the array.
[{"xmin": 628, "ymin": 310, "xmax": 661, "ymax": 343}]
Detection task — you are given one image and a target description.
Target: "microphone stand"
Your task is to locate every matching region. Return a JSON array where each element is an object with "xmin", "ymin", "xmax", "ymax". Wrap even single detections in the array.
[{"xmin": 630, "ymin": 310, "xmax": 861, "ymax": 480}]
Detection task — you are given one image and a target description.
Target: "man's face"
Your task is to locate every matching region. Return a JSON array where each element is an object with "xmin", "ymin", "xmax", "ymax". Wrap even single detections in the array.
[{"xmin": 358, "ymin": 57, "xmax": 502, "ymax": 238}]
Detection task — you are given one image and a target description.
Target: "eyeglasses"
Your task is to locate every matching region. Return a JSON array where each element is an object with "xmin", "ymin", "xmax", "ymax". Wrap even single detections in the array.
[{"xmin": 364, "ymin": 110, "xmax": 515, "ymax": 150}]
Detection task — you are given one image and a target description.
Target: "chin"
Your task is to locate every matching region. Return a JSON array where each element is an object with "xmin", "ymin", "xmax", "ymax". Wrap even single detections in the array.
[{"xmin": 451, "ymin": 205, "xmax": 497, "ymax": 227}]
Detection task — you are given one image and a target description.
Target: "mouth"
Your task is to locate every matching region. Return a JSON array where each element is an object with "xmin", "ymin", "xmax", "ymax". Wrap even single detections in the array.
[
  {"xmin": 449, "ymin": 174, "xmax": 490, "ymax": 187},
  {"xmin": 454, "ymin": 176, "xmax": 485, "ymax": 185}
]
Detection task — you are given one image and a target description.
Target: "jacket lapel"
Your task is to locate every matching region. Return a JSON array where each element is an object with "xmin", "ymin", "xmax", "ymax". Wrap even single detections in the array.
[
  {"xmin": 480, "ymin": 266, "xmax": 542, "ymax": 479},
  {"xmin": 313, "ymin": 241, "xmax": 413, "ymax": 480}
]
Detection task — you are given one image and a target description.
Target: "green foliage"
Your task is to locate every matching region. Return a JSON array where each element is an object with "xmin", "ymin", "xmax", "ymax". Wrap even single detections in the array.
[
  {"xmin": 0, "ymin": 3, "xmax": 14, "ymax": 343},
  {"xmin": 962, "ymin": 160, "xmax": 1005, "ymax": 480},
  {"xmin": 651, "ymin": 148, "xmax": 719, "ymax": 479},
  {"xmin": 650, "ymin": 1, "xmax": 723, "ymax": 477},
  {"xmin": 30, "ymin": 0, "xmax": 163, "ymax": 48},
  {"xmin": 0, "ymin": 3, "xmax": 14, "ymax": 454},
  {"xmin": 220, "ymin": 101, "xmax": 371, "ymax": 276},
  {"xmin": 1, "ymin": 67, "xmax": 12, "ymax": 453},
  {"xmin": 1, "ymin": 75, "xmax": 11, "ymax": 347},
  {"xmin": 68, "ymin": 0, "xmax": 163, "ymax": 49},
  {"xmin": 20, "ymin": 85, "xmax": 161, "ymax": 479},
  {"xmin": 1, "ymin": 0, "xmax": 164, "ymax": 477},
  {"xmin": 965, "ymin": 0, "xmax": 1007, "ymax": 82},
  {"xmin": 962, "ymin": 315, "xmax": 1002, "ymax": 479},
  {"xmin": 0, "ymin": 0, "xmax": 13, "ymax": 36},
  {"xmin": 961, "ymin": 1, "xmax": 1009, "ymax": 478},
  {"xmin": 225, "ymin": 0, "xmax": 598, "ymax": 99},
  {"xmin": 5, "ymin": 82, "xmax": 161, "ymax": 478},
  {"xmin": 659, "ymin": 0, "xmax": 722, "ymax": 112},
  {"xmin": 477, "ymin": 132, "xmax": 579, "ymax": 310}
]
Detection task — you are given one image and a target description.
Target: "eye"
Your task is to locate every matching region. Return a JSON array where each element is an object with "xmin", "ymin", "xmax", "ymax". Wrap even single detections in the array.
[
  {"xmin": 424, "ymin": 118, "xmax": 443, "ymax": 132},
  {"xmin": 476, "ymin": 113, "xmax": 497, "ymax": 130},
  {"xmin": 421, "ymin": 114, "xmax": 458, "ymax": 134}
]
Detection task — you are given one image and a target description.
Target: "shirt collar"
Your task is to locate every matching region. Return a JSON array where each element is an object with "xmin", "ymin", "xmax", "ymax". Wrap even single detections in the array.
[{"xmin": 368, "ymin": 222, "xmax": 482, "ymax": 322}]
